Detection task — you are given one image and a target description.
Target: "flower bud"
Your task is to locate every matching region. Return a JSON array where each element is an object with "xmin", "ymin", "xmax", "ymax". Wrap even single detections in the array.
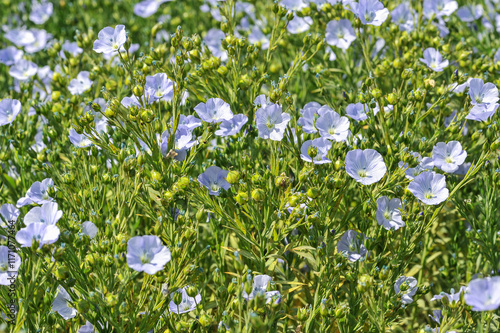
[
  {"xmin": 307, "ymin": 187, "xmax": 320, "ymax": 199},
  {"xmin": 226, "ymin": 171, "xmax": 240, "ymax": 184},
  {"xmin": 251, "ymin": 189, "xmax": 265, "ymax": 202}
]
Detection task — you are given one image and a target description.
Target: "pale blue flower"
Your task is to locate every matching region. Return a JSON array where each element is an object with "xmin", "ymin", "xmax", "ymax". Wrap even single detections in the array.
[
  {"xmin": 391, "ymin": 3, "xmax": 415, "ymax": 31},
  {"xmin": 408, "ymin": 171, "xmax": 449, "ymax": 205},
  {"xmin": 52, "ymin": 286, "xmax": 77, "ymax": 320},
  {"xmin": 24, "ymin": 202, "xmax": 62, "ymax": 226},
  {"xmin": 5, "ymin": 29, "xmax": 35, "ymax": 47},
  {"xmin": 350, "ymin": 0, "xmax": 389, "ymax": 26},
  {"xmin": 215, "ymin": 114, "xmax": 248, "ymax": 137},
  {"xmin": 376, "ymin": 196, "xmax": 405, "ymax": 230},
  {"xmin": 198, "ymin": 166, "xmax": 231, "ymax": 196},
  {"xmin": 15, "ymin": 222, "xmax": 60, "ymax": 247},
  {"xmin": 145, "ymin": 73, "xmax": 174, "ymax": 102},
  {"xmin": 61, "ymin": 40, "xmax": 83, "ymax": 58},
  {"xmin": 0, "ymin": 46, "xmax": 23, "ymax": 66},
  {"xmin": 345, "ymin": 149, "xmax": 387, "ymax": 185},
  {"xmin": 248, "ymin": 26, "xmax": 270, "ymax": 50},
  {"xmin": 255, "ymin": 103, "xmax": 290, "ymax": 141},
  {"xmin": 93, "ymin": 25, "xmax": 127, "ymax": 54},
  {"xmin": 69, "ymin": 128, "xmax": 92, "ymax": 148},
  {"xmin": 0, "ymin": 245, "xmax": 20, "ymax": 285},
  {"xmin": 325, "ymin": 19, "xmax": 356, "ymax": 50},
  {"xmin": 0, "ymin": 99, "xmax": 21, "ymax": 126},
  {"xmin": 82, "ymin": 221, "xmax": 98, "ymax": 239},
  {"xmin": 194, "ymin": 98, "xmax": 233, "ymax": 123},
  {"xmin": 17, "ymin": 178, "xmax": 55, "ymax": 207},
  {"xmin": 25, "ymin": 29, "xmax": 52, "ymax": 53},
  {"xmin": 68, "ymin": 71, "xmax": 93, "ymax": 95},
  {"xmin": 0, "ymin": 204, "xmax": 20, "ymax": 226},
  {"xmin": 160, "ymin": 126, "xmax": 196, "ymax": 160},
  {"xmin": 9, "ymin": 59, "xmax": 38, "ymax": 81},
  {"xmin": 287, "ymin": 16, "xmax": 313, "ymax": 34},
  {"xmin": 456, "ymin": 5, "xmax": 483, "ymax": 22},
  {"xmin": 126, "ymin": 235, "xmax": 171, "ymax": 274},
  {"xmin": 316, "ymin": 109, "xmax": 350, "ymax": 142},
  {"xmin": 468, "ymin": 78, "xmax": 499, "ymax": 106},
  {"xmin": 394, "ymin": 276, "xmax": 418, "ymax": 304},
  {"xmin": 242, "ymin": 275, "xmax": 281, "ymax": 302},
  {"xmin": 431, "ymin": 286, "xmax": 466, "ymax": 305},
  {"xmin": 423, "ymin": 0, "xmax": 458, "ymax": 18},
  {"xmin": 466, "ymin": 103, "xmax": 499, "ymax": 122},
  {"xmin": 465, "ymin": 276, "xmax": 500, "ymax": 311},
  {"xmin": 204, "ymin": 28, "xmax": 227, "ymax": 61},
  {"xmin": 300, "ymin": 138, "xmax": 332, "ymax": 164},
  {"xmin": 432, "ymin": 141, "xmax": 467, "ymax": 173},
  {"xmin": 420, "ymin": 48, "xmax": 448, "ymax": 72},
  {"xmin": 337, "ymin": 230, "xmax": 368, "ymax": 262},
  {"xmin": 297, "ymin": 102, "xmax": 322, "ymax": 134},
  {"xmin": 169, "ymin": 287, "xmax": 201, "ymax": 314},
  {"xmin": 134, "ymin": 0, "xmax": 173, "ymax": 18},
  {"xmin": 177, "ymin": 115, "xmax": 202, "ymax": 131},
  {"xmin": 29, "ymin": 0, "xmax": 53, "ymax": 24},
  {"xmin": 346, "ymin": 103, "xmax": 374, "ymax": 121}
]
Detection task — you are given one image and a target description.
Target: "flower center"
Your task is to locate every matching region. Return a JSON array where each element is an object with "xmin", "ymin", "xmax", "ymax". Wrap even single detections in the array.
[
  {"xmin": 357, "ymin": 170, "xmax": 367, "ymax": 178},
  {"xmin": 0, "ymin": 263, "xmax": 8, "ymax": 272},
  {"xmin": 445, "ymin": 156, "xmax": 453, "ymax": 163}
]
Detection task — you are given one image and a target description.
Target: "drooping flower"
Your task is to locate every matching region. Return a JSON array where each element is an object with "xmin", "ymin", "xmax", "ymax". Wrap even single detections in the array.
[
  {"xmin": 29, "ymin": 0, "xmax": 53, "ymax": 24},
  {"xmin": 68, "ymin": 71, "xmax": 93, "ymax": 95},
  {"xmin": 242, "ymin": 275, "xmax": 281, "ymax": 302},
  {"xmin": 255, "ymin": 103, "xmax": 290, "ymax": 141},
  {"xmin": 145, "ymin": 73, "xmax": 174, "ymax": 102},
  {"xmin": 215, "ymin": 114, "xmax": 248, "ymax": 137},
  {"xmin": 394, "ymin": 276, "xmax": 418, "ymax": 304},
  {"xmin": 126, "ymin": 235, "xmax": 171, "ymax": 274},
  {"xmin": 0, "ymin": 46, "xmax": 23, "ymax": 66},
  {"xmin": 194, "ymin": 98, "xmax": 233, "ymax": 123},
  {"xmin": 350, "ymin": 0, "xmax": 389, "ymax": 26},
  {"xmin": 419, "ymin": 48, "xmax": 448, "ymax": 72},
  {"xmin": 82, "ymin": 221, "xmax": 98, "ymax": 239},
  {"xmin": 431, "ymin": 286, "xmax": 466, "ymax": 306},
  {"xmin": 24, "ymin": 202, "xmax": 62, "ymax": 226},
  {"xmin": 315, "ymin": 109, "xmax": 350, "ymax": 142},
  {"xmin": 169, "ymin": 287, "xmax": 201, "ymax": 314},
  {"xmin": 0, "ymin": 246, "xmax": 21, "ymax": 285},
  {"xmin": 52, "ymin": 286, "xmax": 77, "ymax": 320},
  {"xmin": 376, "ymin": 196, "xmax": 405, "ymax": 230},
  {"xmin": 432, "ymin": 141, "xmax": 467, "ymax": 173},
  {"xmin": 345, "ymin": 149, "xmax": 387, "ymax": 185},
  {"xmin": 300, "ymin": 138, "xmax": 332, "ymax": 164},
  {"xmin": 0, "ymin": 99, "xmax": 22, "ymax": 126},
  {"xmin": 15, "ymin": 222, "xmax": 60, "ymax": 247},
  {"xmin": 17, "ymin": 178, "xmax": 55, "ymax": 207},
  {"xmin": 197, "ymin": 166, "xmax": 231, "ymax": 196},
  {"xmin": 325, "ymin": 19, "xmax": 356, "ymax": 50},
  {"xmin": 9, "ymin": 59, "xmax": 38, "ymax": 81},
  {"xmin": 93, "ymin": 25, "xmax": 127, "ymax": 54},
  {"xmin": 337, "ymin": 230, "xmax": 368, "ymax": 262},
  {"xmin": 408, "ymin": 171, "xmax": 449, "ymax": 205},
  {"xmin": 464, "ymin": 276, "xmax": 500, "ymax": 311}
]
